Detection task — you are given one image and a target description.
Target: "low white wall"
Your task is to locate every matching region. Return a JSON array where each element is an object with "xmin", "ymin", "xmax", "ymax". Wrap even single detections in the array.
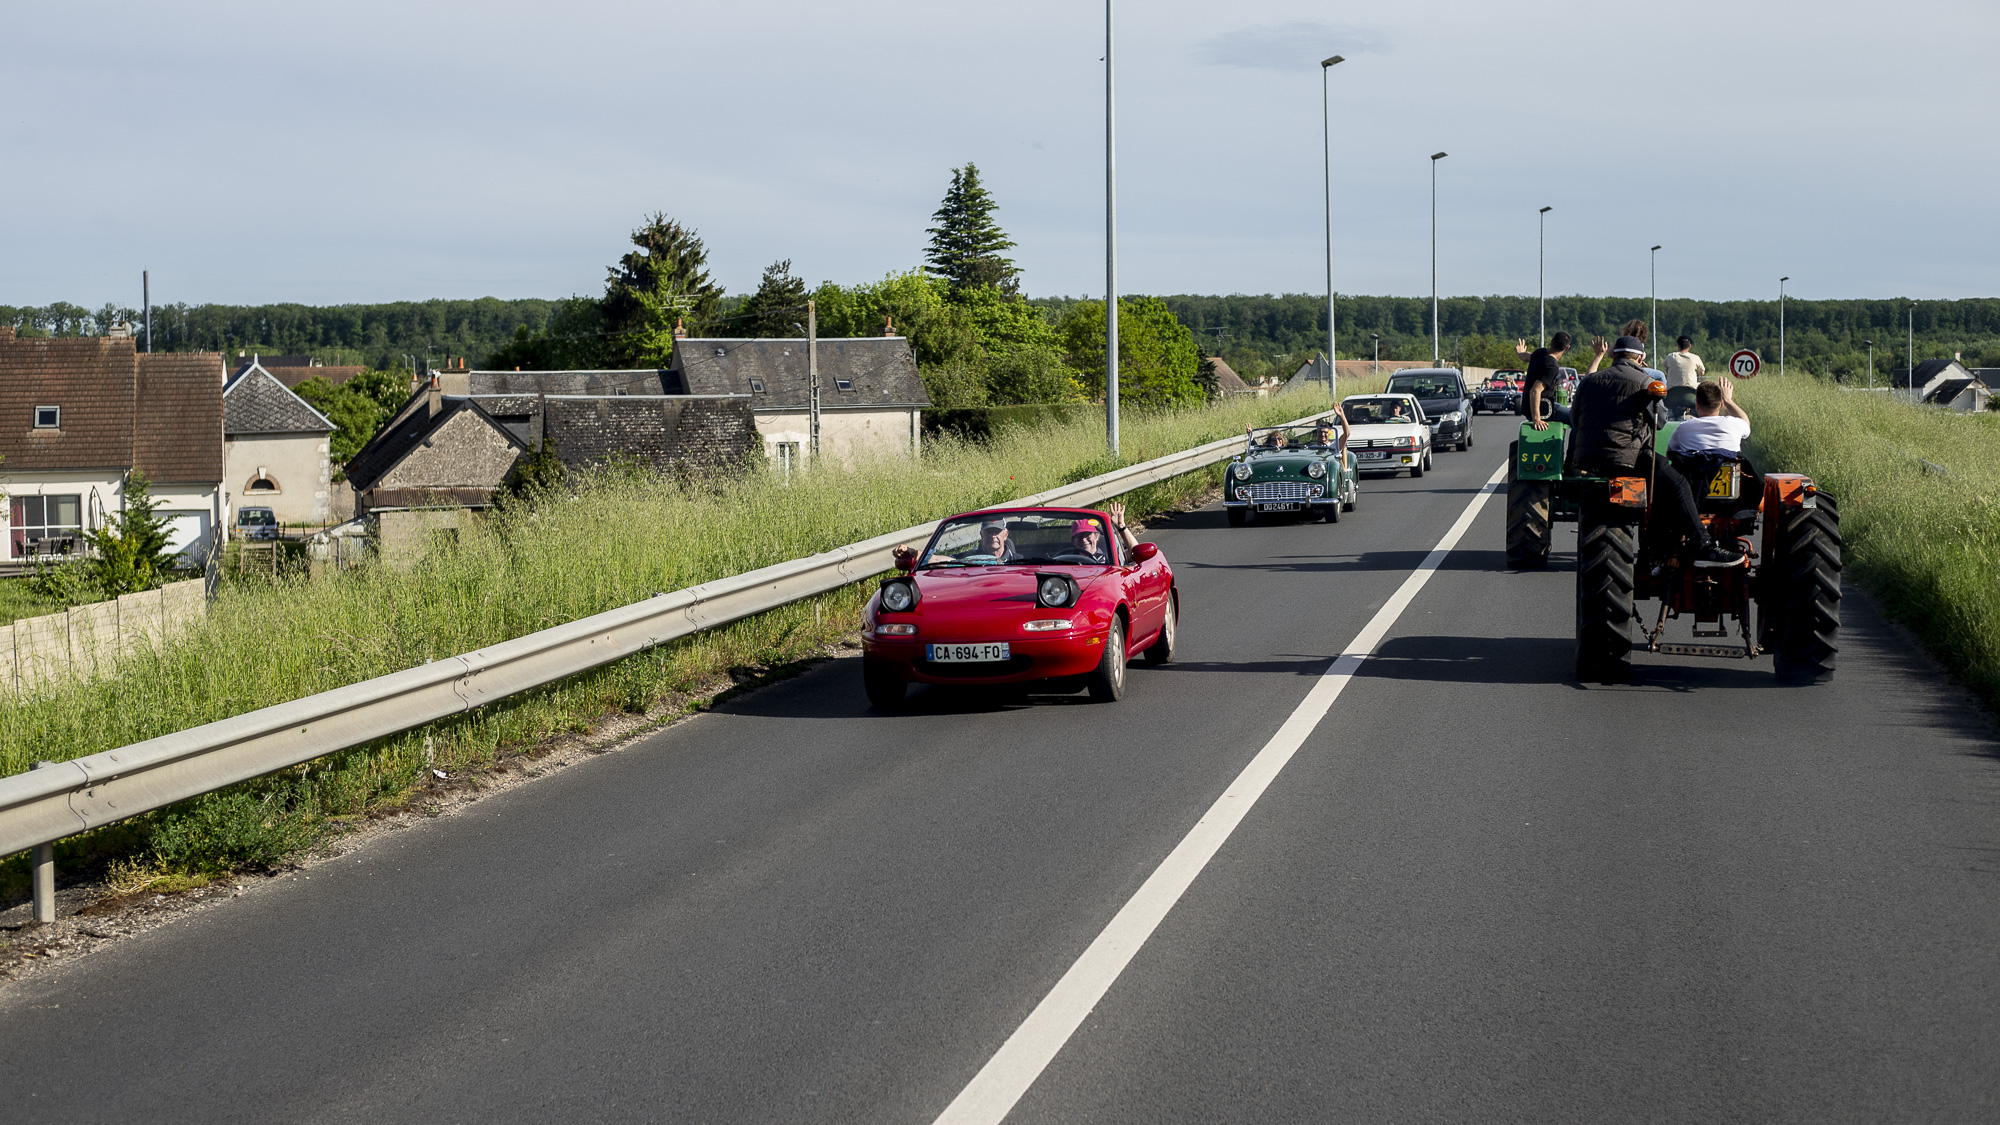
[{"xmin": 0, "ymin": 578, "xmax": 206, "ymax": 692}]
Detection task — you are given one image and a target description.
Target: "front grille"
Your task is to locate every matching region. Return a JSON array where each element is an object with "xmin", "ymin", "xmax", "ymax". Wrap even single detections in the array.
[
  {"xmin": 1246, "ymin": 481, "xmax": 1317, "ymax": 501},
  {"xmin": 1351, "ymin": 438, "xmax": 1407, "ymax": 450}
]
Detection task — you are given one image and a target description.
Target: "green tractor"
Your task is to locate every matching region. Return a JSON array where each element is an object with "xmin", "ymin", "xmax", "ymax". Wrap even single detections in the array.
[{"xmin": 1505, "ymin": 384, "xmax": 1841, "ymax": 686}]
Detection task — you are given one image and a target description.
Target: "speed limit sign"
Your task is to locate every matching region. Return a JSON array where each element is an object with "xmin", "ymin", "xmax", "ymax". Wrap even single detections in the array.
[{"xmin": 1730, "ymin": 349, "xmax": 1762, "ymax": 378}]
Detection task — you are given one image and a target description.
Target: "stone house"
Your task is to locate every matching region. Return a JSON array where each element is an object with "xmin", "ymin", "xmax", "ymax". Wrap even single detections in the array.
[
  {"xmin": 223, "ymin": 360, "xmax": 336, "ymax": 526},
  {"xmin": 0, "ymin": 326, "xmax": 226, "ymax": 567},
  {"xmin": 666, "ymin": 336, "xmax": 930, "ymax": 466},
  {"xmin": 344, "ymin": 378, "xmax": 758, "ymax": 563}
]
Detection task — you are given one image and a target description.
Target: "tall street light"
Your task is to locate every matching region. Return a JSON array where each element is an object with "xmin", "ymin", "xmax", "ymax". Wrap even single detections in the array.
[
  {"xmin": 1649, "ymin": 245, "xmax": 1662, "ymax": 367},
  {"xmin": 1908, "ymin": 303, "xmax": 1915, "ymax": 386},
  {"xmin": 1321, "ymin": 55, "xmax": 1344, "ymax": 396},
  {"xmin": 1104, "ymin": 0, "xmax": 1118, "ymax": 456},
  {"xmin": 1538, "ymin": 207, "xmax": 1552, "ymax": 346},
  {"xmin": 1865, "ymin": 339, "xmax": 1873, "ymax": 390},
  {"xmin": 1371, "ymin": 333, "xmax": 1380, "ymax": 377},
  {"xmin": 1430, "ymin": 151, "xmax": 1447, "ymax": 365},
  {"xmin": 1779, "ymin": 276, "xmax": 1790, "ymax": 378}
]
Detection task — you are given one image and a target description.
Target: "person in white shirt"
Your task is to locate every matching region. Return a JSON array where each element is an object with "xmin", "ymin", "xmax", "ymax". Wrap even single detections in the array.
[
  {"xmin": 1660, "ymin": 336, "xmax": 1706, "ymax": 388},
  {"xmin": 1668, "ymin": 379, "xmax": 1749, "ymax": 457}
]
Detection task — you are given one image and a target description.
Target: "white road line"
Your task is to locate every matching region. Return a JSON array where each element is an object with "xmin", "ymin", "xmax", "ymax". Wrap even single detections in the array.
[{"xmin": 931, "ymin": 461, "xmax": 1512, "ymax": 1125}]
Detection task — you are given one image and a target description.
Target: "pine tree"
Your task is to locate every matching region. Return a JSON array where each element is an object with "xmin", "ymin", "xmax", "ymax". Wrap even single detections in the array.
[
  {"xmin": 737, "ymin": 260, "xmax": 810, "ymax": 337},
  {"xmin": 924, "ymin": 164, "xmax": 1019, "ymax": 294},
  {"xmin": 602, "ymin": 213, "xmax": 725, "ymax": 340},
  {"xmin": 88, "ymin": 471, "xmax": 182, "ymax": 595}
]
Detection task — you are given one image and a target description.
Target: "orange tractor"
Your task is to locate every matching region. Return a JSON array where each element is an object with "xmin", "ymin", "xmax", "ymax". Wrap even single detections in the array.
[{"xmin": 1506, "ymin": 383, "xmax": 1842, "ymax": 684}]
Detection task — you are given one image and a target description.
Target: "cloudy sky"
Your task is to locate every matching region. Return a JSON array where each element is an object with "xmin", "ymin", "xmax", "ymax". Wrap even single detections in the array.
[{"xmin": 3, "ymin": 0, "xmax": 1992, "ymax": 307}]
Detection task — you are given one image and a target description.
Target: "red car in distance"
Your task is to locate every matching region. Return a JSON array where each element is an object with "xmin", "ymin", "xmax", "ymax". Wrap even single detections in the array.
[{"xmin": 861, "ymin": 507, "xmax": 1178, "ymax": 709}]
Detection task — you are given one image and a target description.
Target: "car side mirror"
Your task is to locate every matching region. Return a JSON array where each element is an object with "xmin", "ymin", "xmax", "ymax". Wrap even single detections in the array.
[{"xmin": 1131, "ymin": 542, "xmax": 1160, "ymax": 562}]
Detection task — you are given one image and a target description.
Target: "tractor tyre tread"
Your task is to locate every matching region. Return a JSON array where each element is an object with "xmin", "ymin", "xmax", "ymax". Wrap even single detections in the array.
[
  {"xmin": 1575, "ymin": 506, "xmax": 1639, "ymax": 684},
  {"xmin": 1770, "ymin": 495, "xmax": 1842, "ymax": 684}
]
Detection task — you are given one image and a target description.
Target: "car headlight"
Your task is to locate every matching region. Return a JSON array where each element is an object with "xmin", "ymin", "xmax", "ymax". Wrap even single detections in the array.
[
  {"xmin": 879, "ymin": 577, "xmax": 918, "ymax": 612},
  {"xmin": 1234, "ymin": 462, "xmax": 1255, "ymax": 480},
  {"xmin": 1036, "ymin": 574, "xmax": 1079, "ymax": 608},
  {"xmin": 1305, "ymin": 461, "xmax": 1327, "ymax": 478},
  {"xmin": 1444, "ymin": 410, "xmax": 1464, "ymax": 422}
]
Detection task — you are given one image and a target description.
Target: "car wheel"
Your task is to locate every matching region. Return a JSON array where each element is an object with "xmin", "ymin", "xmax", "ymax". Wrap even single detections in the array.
[
  {"xmin": 1342, "ymin": 480, "xmax": 1357, "ymax": 511},
  {"xmin": 1324, "ymin": 497, "xmax": 1340, "ymax": 522},
  {"xmin": 862, "ymin": 657, "xmax": 906, "ymax": 711},
  {"xmin": 1424, "ymin": 450, "xmax": 1435, "ymax": 471},
  {"xmin": 1142, "ymin": 595, "xmax": 1177, "ymax": 665},
  {"xmin": 1226, "ymin": 506, "xmax": 1247, "ymax": 527},
  {"xmin": 1087, "ymin": 618, "xmax": 1127, "ymax": 701},
  {"xmin": 1464, "ymin": 426, "xmax": 1474, "ymax": 450},
  {"xmin": 1409, "ymin": 459, "xmax": 1423, "ymax": 479}
]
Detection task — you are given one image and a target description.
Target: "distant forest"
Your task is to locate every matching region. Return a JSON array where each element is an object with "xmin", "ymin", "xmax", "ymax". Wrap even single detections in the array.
[{"xmin": 4, "ymin": 293, "xmax": 1994, "ymax": 386}]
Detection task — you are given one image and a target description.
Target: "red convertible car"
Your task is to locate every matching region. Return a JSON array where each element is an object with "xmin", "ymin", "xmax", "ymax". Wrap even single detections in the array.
[{"xmin": 860, "ymin": 506, "xmax": 1178, "ymax": 708}]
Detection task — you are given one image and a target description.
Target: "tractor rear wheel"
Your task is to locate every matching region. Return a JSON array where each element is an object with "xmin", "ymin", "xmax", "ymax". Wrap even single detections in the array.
[
  {"xmin": 1766, "ymin": 493, "xmax": 1842, "ymax": 684},
  {"xmin": 1575, "ymin": 503, "xmax": 1639, "ymax": 684},
  {"xmin": 1505, "ymin": 442, "xmax": 1552, "ymax": 569}
]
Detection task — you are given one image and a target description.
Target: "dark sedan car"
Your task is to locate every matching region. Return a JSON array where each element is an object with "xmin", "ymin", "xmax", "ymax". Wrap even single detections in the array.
[{"xmin": 1384, "ymin": 369, "xmax": 1474, "ymax": 451}]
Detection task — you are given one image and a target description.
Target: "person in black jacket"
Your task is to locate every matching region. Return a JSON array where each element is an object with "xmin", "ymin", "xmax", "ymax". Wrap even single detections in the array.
[{"xmin": 1569, "ymin": 335, "xmax": 1745, "ymax": 567}]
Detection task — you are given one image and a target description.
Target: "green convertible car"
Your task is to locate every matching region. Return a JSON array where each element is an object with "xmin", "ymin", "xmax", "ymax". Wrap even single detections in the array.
[{"xmin": 1223, "ymin": 420, "xmax": 1360, "ymax": 526}]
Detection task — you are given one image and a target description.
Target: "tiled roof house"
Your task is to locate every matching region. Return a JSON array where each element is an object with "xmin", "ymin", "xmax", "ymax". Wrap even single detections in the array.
[
  {"xmin": 223, "ymin": 360, "xmax": 336, "ymax": 525},
  {"xmin": 0, "ymin": 326, "xmax": 227, "ymax": 563},
  {"xmin": 666, "ymin": 336, "xmax": 930, "ymax": 465}
]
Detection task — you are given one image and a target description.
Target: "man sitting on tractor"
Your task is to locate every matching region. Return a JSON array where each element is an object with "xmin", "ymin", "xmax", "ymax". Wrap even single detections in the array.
[
  {"xmin": 1668, "ymin": 377, "xmax": 1759, "ymax": 497},
  {"xmin": 1570, "ymin": 335, "xmax": 1746, "ymax": 567}
]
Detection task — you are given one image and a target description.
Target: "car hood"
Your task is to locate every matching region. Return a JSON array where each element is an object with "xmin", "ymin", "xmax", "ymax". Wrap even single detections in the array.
[
  {"xmin": 1241, "ymin": 452, "xmax": 1325, "ymax": 473},
  {"xmin": 912, "ymin": 565, "xmax": 1114, "ymax": 609},
  {"xmin": 1348, "ymin": 421, "xmax": 1428, "ymax": 439}
]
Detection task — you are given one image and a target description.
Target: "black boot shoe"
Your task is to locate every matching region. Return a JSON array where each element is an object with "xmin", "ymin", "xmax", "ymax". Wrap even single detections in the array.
[{"xmin": 1693, "ymin": 539, "xmax": 1746, "ymax": 567}]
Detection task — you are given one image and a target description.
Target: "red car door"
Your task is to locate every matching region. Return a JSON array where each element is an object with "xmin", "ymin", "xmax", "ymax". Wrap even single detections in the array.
[{"xmin": 1121, "ymin": 543, "xmax": 1170, "ymax": 651}]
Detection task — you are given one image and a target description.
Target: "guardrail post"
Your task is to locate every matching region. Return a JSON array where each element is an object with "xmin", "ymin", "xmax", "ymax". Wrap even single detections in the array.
[{"xmin": 30, "ymin": 760, "xmax": 55, "ymax": 924}]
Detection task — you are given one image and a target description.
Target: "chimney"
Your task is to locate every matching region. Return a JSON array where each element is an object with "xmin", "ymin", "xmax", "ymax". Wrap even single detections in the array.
[
  {"xmin": 1955, "ymin": 351, "xmax": 1963, "ymax": 363},
  {"xmin": 672, "ymin": 317, "xmax": 688, "ymax": 340},
  {"xmin": 426, "ymin": 372, "xmax": 442, "ymax": 417},
  {"xmin": 883, "ymin": 316, "xmax": 895, "ymax": 337}
]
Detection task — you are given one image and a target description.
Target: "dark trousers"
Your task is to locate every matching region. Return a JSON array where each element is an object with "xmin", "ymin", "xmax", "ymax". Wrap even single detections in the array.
[{"xmin": 1584, "ymin": 450, "xmax": 1709, "ymax": 551}]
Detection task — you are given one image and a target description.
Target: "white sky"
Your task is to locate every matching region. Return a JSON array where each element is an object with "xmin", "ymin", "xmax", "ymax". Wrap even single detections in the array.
[{"xmin": 3, "ymin": 0, "xmax": 1993, "ymax": 307}]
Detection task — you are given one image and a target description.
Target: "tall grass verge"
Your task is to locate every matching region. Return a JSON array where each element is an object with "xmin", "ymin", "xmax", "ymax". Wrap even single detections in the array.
[
  {"xmin": 1738, "ymin": 376, "xmax": 2000, "ymax": 702},
  {"xmin": 1, "ymin": 390, "xmax": 1348, "ymax": 894}
]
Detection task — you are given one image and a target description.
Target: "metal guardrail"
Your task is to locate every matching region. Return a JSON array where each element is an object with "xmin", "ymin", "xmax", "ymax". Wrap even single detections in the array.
[{"xmin": 0, "ymin": 409, "xmax": 1335, "ymax": 869}]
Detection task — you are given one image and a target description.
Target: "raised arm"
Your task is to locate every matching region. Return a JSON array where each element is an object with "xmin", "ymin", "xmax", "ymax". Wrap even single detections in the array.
[
  {"xmin": 1105, "ymin": 501, "xmax": 1142, "ymax": 551},
  {"xmin": 1585, "ymin": 336, "xmax": 1610, "ymax": 375},
  {"xmin": 1718, "ymin": 377, "xmax": 1749, "ymax": 423}
]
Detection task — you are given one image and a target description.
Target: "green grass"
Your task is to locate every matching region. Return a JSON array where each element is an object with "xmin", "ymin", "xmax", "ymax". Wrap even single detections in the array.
[
  {"xmin": 1737, "ymin": 376, "xmax": 2000, "ymax": 703},
  {"xmin": 0, "ymin": 578, "xmax": 59, "ymax": 626},
  {"xmin": 0, "ymin": 389, "xmax": 1350, "ymax": 894}
]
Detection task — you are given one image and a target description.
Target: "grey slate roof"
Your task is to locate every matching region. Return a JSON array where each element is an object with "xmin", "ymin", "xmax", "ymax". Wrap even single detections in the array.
[
  {"xmin": 223, "ymin": 364, "xmax": 334, "ymax": 436},
  {"xmin": 468, "ymin": 370, "xmax": 670, "ymax": 396},
  {"xmin": 668, "ymin": 338, "xmax": 929, "ymax": 409}
]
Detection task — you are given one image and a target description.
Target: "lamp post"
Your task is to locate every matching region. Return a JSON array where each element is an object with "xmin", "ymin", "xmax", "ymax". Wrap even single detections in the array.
[
  {"xmin": 1649, "ymin": 245, "xmax": 1662, "ymax": 368},
  {"xmin": 1430, "ymin": 151, "xmax": 1447, "ymax": 365},
  {"xmin": 1371, "ymin": 333, "xmax": 1380, "ymax": 377},
  {"xmin": 1104, "ymin": 0, "xmax": 1119, "ymax": 457},
  {"xmin": 1538, "ymin": 207, "xmax": 1552, "ymax": 346},
  {"xmin": 1865, "ymin": 339, "xmax": 1873, "ymax": 390},
  {"xmin": 1321, "ymin": 55, "xmax": 1344, "ymax": 395},
  {"xmin": 1779, "ymin": 276, "xmax": 1789, "ymax": 378},
  {"xmin": 1908, "ymin": 304, "xmax": 1915, "ymax": 387}
]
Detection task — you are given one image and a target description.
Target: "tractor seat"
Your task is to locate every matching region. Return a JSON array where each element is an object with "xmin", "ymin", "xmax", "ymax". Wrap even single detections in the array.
[
  {"xmin": 1671, "ymin": 451, "xmax": 1756, "ymax": 515},
  {"xmin": 1664, "ymin": 385, "xmax": 1697, "ymax": 420}
]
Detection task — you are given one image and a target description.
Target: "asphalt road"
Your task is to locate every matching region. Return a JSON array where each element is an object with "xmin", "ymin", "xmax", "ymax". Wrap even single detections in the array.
[{"xmin": 4, "ymin": 412, "xmax": 1998, "ymax": 1123}]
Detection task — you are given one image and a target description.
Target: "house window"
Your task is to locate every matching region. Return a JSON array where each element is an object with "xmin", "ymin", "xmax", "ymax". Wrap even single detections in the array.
[
  {"xmin": 247, "ymin": 476, "xmax": 279, "ymax": 492},
  {"xmin": 11, "ymin": 494, "xmax": 83, "ymax": 558},
  {"xmin": 33, "ymin": 405, "xmax": 59, "ymax": 429},
  {"xmin": 774, "ymin": 441, "xmax": 801, "ymax": 480},
  {"xmin": 835, "ymin": 378, "xmax": 855, "ymax": 391},
  {"xmin": 750, "ymin": 378, "xmax": 766, "ymax": 393}
]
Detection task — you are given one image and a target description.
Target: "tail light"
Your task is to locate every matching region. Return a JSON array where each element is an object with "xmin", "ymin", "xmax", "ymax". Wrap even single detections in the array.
[{"xmin": 1609, "ymin": 476, "xmax": 1649, "ymax": 507}]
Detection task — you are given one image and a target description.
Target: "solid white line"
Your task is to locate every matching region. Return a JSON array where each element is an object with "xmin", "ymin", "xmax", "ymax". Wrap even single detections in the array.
[{"xmin": 931, "ymin": 460, "xmax": 1512, "ymax": 1125}]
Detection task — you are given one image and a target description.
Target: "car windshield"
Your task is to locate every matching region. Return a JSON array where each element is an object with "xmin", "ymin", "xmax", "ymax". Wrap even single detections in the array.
[
  {"xmin": 238, "ymin": 509, "xmax": 275, "ymax": 526},
  {"xmin": 1386, "ymin": 375, "xmax": 1459, "ymax": 398},
  {"xmin": 1248, "ymin": 423, "xmax": 1338, "ymax": 451},
  {"xmin": 1342, "ymin": 398, "xmax": 1416, "ymax": 425},
  {"xmin": 921, "ymin": 511, "xmax": 1117, "ymax": 567}
]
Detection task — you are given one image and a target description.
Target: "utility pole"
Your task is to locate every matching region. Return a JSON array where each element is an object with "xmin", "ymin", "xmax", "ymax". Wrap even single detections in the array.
[
  {"xmin": 1865, "ymin": 339, "xmax": 1873, "ymax": 390},
  {"xmin": 807, "ymin": 299, "xmax": 820, "ymax": 464},
  {"xmin": 142, "ymin": 270, "xmax": 151, "ymax": 353},
  {"xmin": 1104, "ymin": 0, "xmax": 1119, "ymax": 458},
  {"xmin": 1908, "ymin": 304, "xmax": 1915, "ymax": 386},
  {"xmin": 1779, "ymin": 276, "xmax": 1790, "ymax": 378},
  {"xmin": 1321, "ymin": 55, "xmax": 1344, "ymax": 397},
  {"xmin": 1538, "ymin": 207, "xmax": 1552, "ymax": 346},
  {"xmin": 1371, "ymin": 333, "xmax": 1380, "ymax": 378},
  {"xmin": 1430, "ymin": 151, "xmax": 1447, "ymax": 365},
  {"xmin": 1649, "ymin": 245, "xmax": 1661, "ymax": 367}
]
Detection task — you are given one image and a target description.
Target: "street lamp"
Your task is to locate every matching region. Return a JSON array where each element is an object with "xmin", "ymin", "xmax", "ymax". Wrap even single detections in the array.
[
  {"xmin": 1649, "ymin": 245, "xmax": 1662, "ymax": 368},
  {"xmin": 1104, "ymin": 0, "xmax": 1119, "ymax": 456},
  {"xmin": 1430, "ymin": 151, "xmax": 1447, "ymax": 365},
  {"xmin": 1538, "ymin": 207, "xmax": 1552, "ymax": 347},
  {"xmin": 1370, "ymin": 333, "xmax": 1380, "ymax": 377},
  {"xmin": 1779, "ymin": 276, "xmax": 1790, "ymax": 378},
  {"xmin": 1321, "ymin": 55, "xmax": 1344, "ymax": 393},
  {"xmin": 1864, "ymin": 339, "xmax": 1873, "ymax": 390}
]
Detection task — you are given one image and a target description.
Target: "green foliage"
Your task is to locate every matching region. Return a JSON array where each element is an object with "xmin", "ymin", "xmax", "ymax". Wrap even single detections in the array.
[
  {"xmin": 812, "ymin": 273, "xmax": 1081, "ymax": 408},
  {"xmin": 141, "ymin": 787, "xmax": 322, "ymax": 877},
  {"xmin": 86, "ymin": 471, "xmax": 183, "ymax": 596},
  {"xmin": 1457, "ymin": 334, "xmax": 1529, "ymax": 370},
  {"xmin": 502, "ymin": 440, "xmax": 568, "ymax": 504},
  {"xmin": 25, "ymin": 560, "xmax": 102, "ymax": 610},
  {"xmin": 925, "ymin": 164, "xmax": 1019, "ymax": 294},
  {"xmin": 295, "ymin": 367, "xmax": 411, "ymax": 464},
  {"xmin": 602, "ymin": 213, "xmax": 724, "ymax": 347},
  {"xmin": 736, "ymin": 259, "xmax": 810, "ymax": 338},
  {"xmin": 1058, "ymin": 298, "xmax": 1206, "ymax": 409},
  {"xmin": 482, "ymin": 297, "xmax": 614, "ymax": 371}
]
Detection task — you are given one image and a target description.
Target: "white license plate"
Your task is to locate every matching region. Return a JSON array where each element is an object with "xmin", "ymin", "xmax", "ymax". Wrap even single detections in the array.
[
  {"xmin": 1260, "ymin": 502, "xmax": 1301, "ymax": 511},
  {"xmin": 929, "ymin": 642, "xmax": 1010, "ymax": 663},
  {"xmin": 1357, "ymin": 450, "xmax": 1388, "ymax": 460}
]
